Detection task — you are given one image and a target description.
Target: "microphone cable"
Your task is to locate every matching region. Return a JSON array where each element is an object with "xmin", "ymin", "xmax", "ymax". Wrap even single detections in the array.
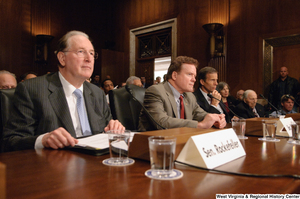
[
  {"xmin": 259, "ymin": 94, "xmax": 279, "ymax": 114},
  {"xmin": 207, "ymin": 93, "xmax": 244, "ymax": 119},
  {"xmin": 175, "ymin": 160, "xmax": 300, "ymax": 179}
]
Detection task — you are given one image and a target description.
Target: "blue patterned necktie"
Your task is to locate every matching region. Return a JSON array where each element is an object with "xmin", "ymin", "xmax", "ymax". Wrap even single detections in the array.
[{"xmin": 73, "ymin": 89, "xmax": 92, "ymax": 136}]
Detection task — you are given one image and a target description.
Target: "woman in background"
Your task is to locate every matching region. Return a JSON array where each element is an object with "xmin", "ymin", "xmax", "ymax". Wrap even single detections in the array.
[{"xmin": 217, "ymin": 82, "xmax": 238, "ymax": 119}]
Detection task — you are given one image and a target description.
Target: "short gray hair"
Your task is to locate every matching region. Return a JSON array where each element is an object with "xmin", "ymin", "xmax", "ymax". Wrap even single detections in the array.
[
  {"xmin": 126, "ymin": 76, "xmax": 141, "ymax": 85},
  {"xmin": 0, "ymin": 70, "xmax": 16, "ymax": 79},
  {"xmin": 217, "ymin": 81, "xmax": 229, "ymax": 91},
  {"xmin": 243, "ymin": 89, "xmax": 255, "ymax": 99},
  {"xmin": 55, "ymin": 30, "xmax": 90, "ymax": 55}
]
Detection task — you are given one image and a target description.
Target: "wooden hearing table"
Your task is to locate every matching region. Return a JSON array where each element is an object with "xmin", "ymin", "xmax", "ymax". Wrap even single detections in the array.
[{"xmin": 1, "ymin": 127, "xmax": 300, "ymax": 198}]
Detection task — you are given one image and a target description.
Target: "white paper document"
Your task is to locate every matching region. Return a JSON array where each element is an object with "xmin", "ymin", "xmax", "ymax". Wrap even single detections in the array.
[
  {"xmin": 76, "ymin": 134, "xmax": 109, "ymax": 149},
  {"xmin": 75, "ymin": 133, "xmax": 136, "ymax": 149}
]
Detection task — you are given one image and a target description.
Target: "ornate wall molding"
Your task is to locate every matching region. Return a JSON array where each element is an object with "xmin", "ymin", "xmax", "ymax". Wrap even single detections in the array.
[
  {"xmin": 263, "ymin": 34, "xmax": 300, "ymax": 94},
  {"xmin": 129, "ymin": 18, "xmax": 177, "ymax": 76}
]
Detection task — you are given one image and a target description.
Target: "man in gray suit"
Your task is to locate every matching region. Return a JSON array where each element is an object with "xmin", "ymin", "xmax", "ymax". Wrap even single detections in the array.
[
  {"xmin": 3, "ymin": 31, "xmax": 124, "ymax": 151},
  {"xmin": 138, "ymin": 56, "xmax": 226, "ymax": 131}
]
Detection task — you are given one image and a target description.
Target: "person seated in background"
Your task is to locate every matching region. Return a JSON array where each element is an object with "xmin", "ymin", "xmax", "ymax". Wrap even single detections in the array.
[
  {"xmin": 126, "ymin": 76, "xmax": 142, "ymax": 87},
  {"xmin": 154, "ymin": 76, "xmax": 161, "ymax": 84},
  {"xmin": 0, "ymin": 70, "xmax": 17, "ymax": 89},
  {"xmin": 20, "ymin": 71, "xmax": 37, "ymax": 82},
  {"xmin": 234, "ymin": 89, "xmax": 265, "ymax": 118},
  {"xmin": 3, "ymin": 30, "xmax": 124, "ymax": 152},
  {"xmin": 163, "ymin": 74, "xmax": 167, "ymax": 82},
  {"xmin": 141, "ymin": 76, "xmax": 151, "ymax": 88},
  {"xmin": 91, "ymin": 74, "xmax": 100, "ymax": 87},
  {"xmin": 193, "ymin": 67, "xmax": 231, "ymax": 123},
  {"xmin": 101, "ymin": 79, "xmax": 114, "ymax": 104},
  {"xmin": 216, "ymin": 81, "xmax": 238, "ymax": 120},
  {"xmin": 138, "ymin": 56, "xmax": 226, "ymax": 131},
  {"xmin": 235, "ymin": 89, "xmax": 244, "ymax": 105},
  {"xmin": 269, "ymin": 94, "xmax": 297, "ymax": 117}
]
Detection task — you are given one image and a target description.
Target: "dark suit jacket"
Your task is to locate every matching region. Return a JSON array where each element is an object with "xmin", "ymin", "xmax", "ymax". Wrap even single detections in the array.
[
  {"xmin": 234, "ymin": 102, "xmax": 265, "ymax": 119},
  {"xmin": 138, "ymin": 83, "xmax": 207, "ymax": 131},
  {"xmin": 3, "ymin": 72, "xmax": 112, "ymax": 151},
  {"xmin": 193, "ymin": 88, "xmax": 231, "ymax": 123}
]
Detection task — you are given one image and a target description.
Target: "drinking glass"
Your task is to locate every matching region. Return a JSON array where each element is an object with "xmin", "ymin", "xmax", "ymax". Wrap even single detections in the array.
[
  {"xmin": 290, "ymin": 121, "xmax": 300, "ymax": 145},
  {"xmin": 102, "ymin": 130, "xmax": 135, "ymax": 166},
  {"xmin": 258, "ymin": 120, "xmax": 268, "ymax": 141},
  {"xmin": 145, "ymin": 136, "xmax": 183, "ymax": 180},
  {"xmin": 232, "ymin": 119, "xmax": 248, "ymax": 139},
  {"xmin": 263, "ymin": 120, "xmax": 280, "ymax": 142}
]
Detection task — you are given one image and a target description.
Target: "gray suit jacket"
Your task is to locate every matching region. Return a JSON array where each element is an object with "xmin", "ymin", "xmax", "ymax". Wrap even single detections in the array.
[
  {"xmin": 3, "ymin": 72, "xmax": 112, "ymax": 151},
  {"xmin": 138, "ymin": 82, "xmax": 207, "ymax": 131}
]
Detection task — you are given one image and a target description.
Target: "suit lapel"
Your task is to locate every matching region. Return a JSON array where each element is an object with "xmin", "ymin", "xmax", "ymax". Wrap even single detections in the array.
[
  {"xmin": 194, "ymin": 89, "xmax": 210, "ymax": 110},
  {"xmin": 164, "ymin": 83, "xmax": 179, "ymax": 118},
  {"xmin": 182, "ymin": 93, "xmax": 193, "ymax": 120},
  {"xmin": 48, "ymin": 73, "xmax": 76, "ymax": 137},
  {"xmin": 83, "ymin": 83, "xmax": 101, "ymax": 134}
]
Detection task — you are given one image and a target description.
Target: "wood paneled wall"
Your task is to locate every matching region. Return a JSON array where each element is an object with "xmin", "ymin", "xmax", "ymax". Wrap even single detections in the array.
[
  {"xmin": 0, "ymin": 0, "xmax": 114, "ymax": 81},
  {"xmin": 1, "ymin": 0, "xmax": 300, "ymax": 96}
]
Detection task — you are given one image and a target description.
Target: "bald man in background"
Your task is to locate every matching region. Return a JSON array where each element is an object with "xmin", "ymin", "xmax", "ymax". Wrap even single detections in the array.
[{"xmin": 0, "ymin": 70, "xmax": 17, "ymax": 89}]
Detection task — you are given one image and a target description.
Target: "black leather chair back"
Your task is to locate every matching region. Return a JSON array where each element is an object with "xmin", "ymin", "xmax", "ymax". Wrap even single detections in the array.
[
  {"xmin": 109, "ymin": 85, "xmax": 145, "ymax": 131},
  {"xmin": 0, "ymin": 88, "xmax": 15, "ymax": 152}
]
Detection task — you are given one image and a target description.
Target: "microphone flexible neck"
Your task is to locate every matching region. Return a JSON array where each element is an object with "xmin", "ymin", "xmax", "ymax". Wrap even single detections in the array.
[
  {"xmin": 208, "ymin": 93, "xmax": 244, "ymax": 119},
  {"xmin": 125, "ymin": 85, "xmax": 166, "ymax": 130}
]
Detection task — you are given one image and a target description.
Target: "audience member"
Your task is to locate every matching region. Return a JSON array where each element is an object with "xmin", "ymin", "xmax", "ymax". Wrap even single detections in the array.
[
  {"xmin": 269, "ymin": 66, "xmax": 300, "ymax": 111},
  {"xmin": 138, "ymin": 56, "xmax": 226, "ymax": 131},
  {"xmin": 141, "ymin": 76, "xmax": 151, "ymax": 88},
  {"xmin": 0, "ymin": 70, "xmax": 17, "ymax": 89},
  {"xmin": 269, "ymin": 94, "xmax": 297, "ymax": 117},
  {"xmin": 216, "ymin": 81, "xmax": 238, "ymax": 120},
  {"xmin": 193, "ymin": 67, "xmax": 230, "ymax": 123},
  {"xmin": 236, "ymin": 89, "xmax": 244, "ymax": 103},
  {"xmin": 163, "ymin": 74, "xmax": 167, "ymax": 82},
  {"xmin": 91, "ymin": 74, "xmax": 100, "ymax": 86},
  {"xmin": 126, "ymin": 76, "xmax": 142, "ymax": 87},
  {"xmin": 101, "ymin": 79, "xmax": 114, "ymax": 104},
  {"xmin": 154, "ymin": 76, "xmax": 161, "ymax": 84},
  {"xmin": 20, "ymin": 71, "xmax": 38, "ymax": 82},
  {"xmin": 234, "ymin": 89, "xmax": 265, "ymax": 118},
  {"xmin": 3, "ymin": 30, "xmax": 124, "ymax": 152}
]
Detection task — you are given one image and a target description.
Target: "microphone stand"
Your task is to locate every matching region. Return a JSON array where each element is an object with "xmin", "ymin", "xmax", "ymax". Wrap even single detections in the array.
[
  {"xmin": 125, "ymin": 85, "xmax": 166, "ymax": 130},
  {"xmin": 259, "ymin": 94, "xmax": 279, "ymax": 115}
]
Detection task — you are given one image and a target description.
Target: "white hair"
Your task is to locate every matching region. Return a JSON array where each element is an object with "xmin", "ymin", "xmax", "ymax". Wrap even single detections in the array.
[
  {"xmin": 126, "ymin": 76, "xmax": 141, "ymax": 85},
  {"xmin": 0, "ymin": 70, "xmax": 16, "ymax": 79}
]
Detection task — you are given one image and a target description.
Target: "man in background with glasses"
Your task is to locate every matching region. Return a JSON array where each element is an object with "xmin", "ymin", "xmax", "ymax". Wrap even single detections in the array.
[
  {"xmin": 269, "ymin": 94, "xmax": 298, "ymax": 117},
  {"xmin": 3, "ymin": 30, "xmax": 124, "ymax": 152}
]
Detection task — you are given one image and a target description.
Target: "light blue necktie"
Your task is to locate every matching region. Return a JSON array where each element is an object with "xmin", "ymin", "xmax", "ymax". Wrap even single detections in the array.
[{"xmin": 73, "ymin": 89, "xmax": 92, "ymax": 136}]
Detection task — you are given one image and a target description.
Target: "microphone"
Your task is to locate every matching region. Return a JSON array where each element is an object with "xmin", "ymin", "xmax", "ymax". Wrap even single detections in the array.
[
  {"xmin": 259, "ymin": 94, "xmax": 279, "ymax": 113},
  {"xmin": 125, "ymin": 85, "xmax": 167, "ymax": 130},
  {"xmin": 207, "ymin": 93, "xmax": 244, "ymax": 119}
]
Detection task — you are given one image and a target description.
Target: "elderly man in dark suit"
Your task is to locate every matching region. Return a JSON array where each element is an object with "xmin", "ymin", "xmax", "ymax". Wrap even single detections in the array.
[
  {"xmin": 138, "ymin": 56, "xmax": 226, "ymax": 131},
  {"xmin": 234, "ymin": 89, "xmax": 265, "ymax": 119},
  {"xmin": 3, "ymin": 31, "xmax": 124, "ymax": 151}
]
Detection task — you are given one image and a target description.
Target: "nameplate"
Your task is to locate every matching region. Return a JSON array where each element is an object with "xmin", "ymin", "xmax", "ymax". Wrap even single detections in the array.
[
  {"xmin": 176, "ymin": 129, "xmax": 246, "ymax": 169},
  {"xmin": 276, "ymin": 117, "xmax": 296, "ymax": 137}
]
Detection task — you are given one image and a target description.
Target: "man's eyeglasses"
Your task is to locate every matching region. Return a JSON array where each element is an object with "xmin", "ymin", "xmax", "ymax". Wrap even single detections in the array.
[{"xmin": 63, "ymin": 50, "xmax": 98, "ymax": 60}]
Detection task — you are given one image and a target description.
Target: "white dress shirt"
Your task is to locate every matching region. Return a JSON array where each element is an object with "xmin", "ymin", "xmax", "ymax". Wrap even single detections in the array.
[
  {"xmin": 35, "ymin": 72, "xmax": 87, "ymax": 149},
  {"xmin": 199, "ymin": 88, "xmax": 224, "ymax": 114},
  {"xmin": 168, "ymin": 82, "xmax": 183, "ymax": 119}
]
